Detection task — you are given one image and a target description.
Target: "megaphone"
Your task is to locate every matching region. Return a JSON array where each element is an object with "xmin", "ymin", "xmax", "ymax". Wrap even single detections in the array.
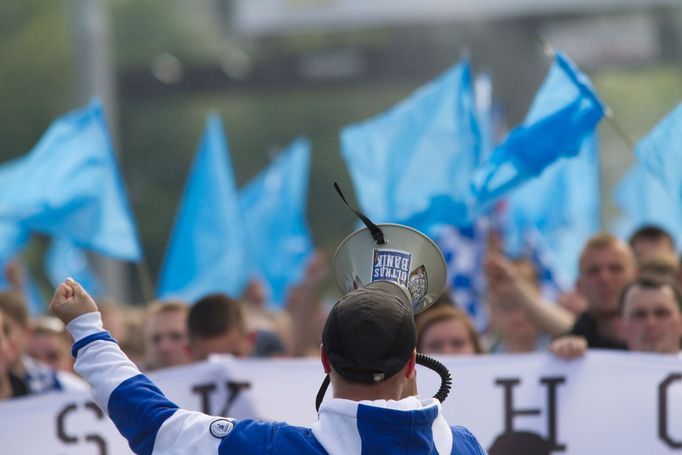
[
  {"xmin": 333, "ymin": 223, "xmax": 447, "ymax": 315},
  {"xmin": 315, "ymin": 184, "xmax": 453, "ymax": 411}
]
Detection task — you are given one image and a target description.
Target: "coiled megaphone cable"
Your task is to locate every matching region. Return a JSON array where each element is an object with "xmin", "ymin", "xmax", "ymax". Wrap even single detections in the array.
[
  {"xmin": 416, "ymin": 353, "xmax": 452, "ymax": 403},
  {"xmin": 315, "ymin": 354, "xmax": 452, "ymax": 412}
]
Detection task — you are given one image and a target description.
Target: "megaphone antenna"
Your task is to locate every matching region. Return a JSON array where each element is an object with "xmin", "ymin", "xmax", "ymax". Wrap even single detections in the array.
[{"xmin": 333, "ymin": 182, "xmax": 387, "ymax": 245}]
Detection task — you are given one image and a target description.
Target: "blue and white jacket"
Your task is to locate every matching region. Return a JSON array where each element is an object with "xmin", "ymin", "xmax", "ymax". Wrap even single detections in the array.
[{"xmin": 68, "ymin": 312, "xmax": 487, "ymax": 455}]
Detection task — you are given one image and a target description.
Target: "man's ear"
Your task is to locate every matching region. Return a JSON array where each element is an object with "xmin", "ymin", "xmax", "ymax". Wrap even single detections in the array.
[
  {"xmin": 404, "ymin": 350, "xmax": 417, "ymax": 379},
  {"xmin": 320, "ymin": 344, "xmax": 331, "ymax": 374}
]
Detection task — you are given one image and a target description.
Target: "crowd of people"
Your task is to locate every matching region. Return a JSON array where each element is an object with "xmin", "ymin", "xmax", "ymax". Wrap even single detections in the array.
[{"xmin": 0, "ymin": 225, "xmax": 680, "ymax": 402}]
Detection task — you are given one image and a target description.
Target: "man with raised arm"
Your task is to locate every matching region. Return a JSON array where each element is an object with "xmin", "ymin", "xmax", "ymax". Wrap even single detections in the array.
[{"xmin": 51, "ymin": 278, "xmax": 486, "ymax": 455}]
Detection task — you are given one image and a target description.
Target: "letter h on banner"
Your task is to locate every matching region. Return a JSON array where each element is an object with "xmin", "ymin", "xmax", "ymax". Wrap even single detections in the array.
[{"xmin": 495, "ymin": 377, "xmax": 567, "ymax": 452}]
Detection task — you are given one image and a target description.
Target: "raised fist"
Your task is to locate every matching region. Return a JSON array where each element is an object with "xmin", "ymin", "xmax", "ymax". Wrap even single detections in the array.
[{"xmin": 49, "ymin": 278, "xmax": 99, "ymax": 325}]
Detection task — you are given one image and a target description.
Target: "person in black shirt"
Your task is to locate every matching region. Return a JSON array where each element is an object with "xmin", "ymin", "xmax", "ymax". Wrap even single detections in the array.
[
  {"xmin": 550, "ymin": 234, "xmax": 636, "ymax": 356},
  {"xmin": 567, "ymin": 234, "xmax": 636, "ymax": 349}
]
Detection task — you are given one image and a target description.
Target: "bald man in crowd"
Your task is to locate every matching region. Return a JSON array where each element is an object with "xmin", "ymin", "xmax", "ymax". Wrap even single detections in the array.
[{"xmin": 566, "ymin": 233, "xmax": 637, "ymax": 349}]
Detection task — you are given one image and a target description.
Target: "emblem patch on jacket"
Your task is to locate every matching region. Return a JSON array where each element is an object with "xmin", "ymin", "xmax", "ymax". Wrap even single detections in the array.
[{"xmin": 210, "ymin": 418, "xmax": 234, "ymax": 438}]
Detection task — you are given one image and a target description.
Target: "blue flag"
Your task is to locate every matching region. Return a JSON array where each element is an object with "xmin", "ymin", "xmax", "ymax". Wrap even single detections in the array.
[
  {"xmin": 0, "ymin": 159, "xmax": 30, "ymax": 276},
  {"xmin": 239, "ymin": 138, "xmax": 314, "ymax": 306},
  {"xmin": 471, "ymin": 52, "xmax": 605, "ymax": 206},
  {"xmin": 432, "ymin": 222, "xmax": 489, "ymax": 331},
  {"xmin": 157, "ymin": 114, "xmax": 251, "ymax": 302},
  {"xmin": 0, "ymin": 159, "xmax": 31, "ymax": 287},
  {"xmin": 613, "ymin": 163, "xmax": 682, "ymax": 248},
  {"xmin": 635, "ymin": 103, "xmax": 682, "ymax": 202},
  {"xmin": 341, "ymin": 60, "xmax": 480, "ymax": 230},
  {"xmin": 45, "ymin": 238, "xmax": 102, "ymax": 297},
  {"xmin": 0, "ymin": 224, "xmax": 29, "ymax": 289},
  {"xmin": 0, "ymin": 100, "xmax": 142, "ymax": 261},
  {"xmin": 503, "ymin": 134, "xmax": 601, "ymax": 286}
]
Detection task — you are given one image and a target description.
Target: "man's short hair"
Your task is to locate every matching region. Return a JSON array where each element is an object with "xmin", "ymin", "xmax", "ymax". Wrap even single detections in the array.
[
  {"xmin": 188, "ymin": 294, "xmax": 245, "ymax": 339},
  {"xmin": 628, "ymin": 225, "xmax": 675, "ymax": 250},
  {"xmin": 322, "ymin": 282, "xmax": 416, "ymax": 384},
  {"xmin": 0, "ymin": 291, "xmax": 29, "ymax": 328},
  {"xmin": 579, "ymin": 233, "xmax": 633, "ymax": 271},
  {"xmin": 618, "ymin": 275, "xmax": 682, "ymax": 315}
]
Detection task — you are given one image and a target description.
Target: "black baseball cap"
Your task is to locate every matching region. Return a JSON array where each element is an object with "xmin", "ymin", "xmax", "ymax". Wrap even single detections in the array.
[{"xmin": 322, "ymin": 281, "xmax": 416, "ymax": 384}]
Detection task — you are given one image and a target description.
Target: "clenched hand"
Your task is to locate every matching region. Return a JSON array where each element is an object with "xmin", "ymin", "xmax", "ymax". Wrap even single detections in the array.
[{"xmin": 49, "ymin": 278, "xmax": 99, "ymax": 325}]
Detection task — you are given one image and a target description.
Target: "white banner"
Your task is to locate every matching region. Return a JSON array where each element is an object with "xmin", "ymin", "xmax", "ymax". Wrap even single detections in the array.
[{"xmin": 2, "ymin": 351, "xmax": 682, "ymax": 454}]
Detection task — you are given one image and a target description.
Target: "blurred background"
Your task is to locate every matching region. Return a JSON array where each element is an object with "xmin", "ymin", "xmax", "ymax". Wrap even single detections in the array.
[{"xmin": 2, "ymin": 0, "xmax": 682, "ymax": 303}]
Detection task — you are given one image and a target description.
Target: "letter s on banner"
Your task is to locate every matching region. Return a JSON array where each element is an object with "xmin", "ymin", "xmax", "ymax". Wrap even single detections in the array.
[{"xmin": 56, "ymin": 400, "xmax": 108, "ymax": 455}]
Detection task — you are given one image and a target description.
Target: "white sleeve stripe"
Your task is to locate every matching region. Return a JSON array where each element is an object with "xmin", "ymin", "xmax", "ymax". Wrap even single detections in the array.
[
  {"xmin": 67, "ymin": 312, "xmax": 105, "ymax": 342},
  {"xmin": 74, "ymin": 338, "xmax": 141, "ymax": 412},
  {"xmin": 152, "ymin": 409, "xmax": 225, "ymax": 454}
]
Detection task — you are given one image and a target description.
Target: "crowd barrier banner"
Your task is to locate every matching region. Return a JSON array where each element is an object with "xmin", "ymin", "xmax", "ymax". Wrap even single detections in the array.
[{"xmin": 2, "ymin": 350, "xmax": 682, "ymax": 454}]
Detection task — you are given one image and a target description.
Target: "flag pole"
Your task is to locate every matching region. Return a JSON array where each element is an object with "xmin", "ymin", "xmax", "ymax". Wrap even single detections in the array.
[
  {"xmin": 136, "ymin": 261, "xmax": 155, "ymax": 303},
  {"xmin": 603, "ymin": 108, "xmax": 636, "ymax": 152},
  {"xmin": 537, "ymin": 35, "xmax": 555, "ymax": 58}
]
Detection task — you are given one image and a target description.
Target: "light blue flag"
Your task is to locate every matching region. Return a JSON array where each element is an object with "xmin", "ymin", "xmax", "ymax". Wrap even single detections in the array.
[
  {"xmin": 471, "ymin": 52, "xmax": 605, "ymax": 206},
  {"xmin": 613, "ymin": 163, "xmax": 682, "ymax": 248},
  {"xmin": 341, "ymin": 60, "xmax": 481, "ymax": 230},
  {"xmin": 0, "ymin": 100, "xmax": 142, "ymax": 261},
  {"xmin": 0, "ymin": 159, "xmax": 31, "ymax": 287},
  {"xmin": 44, "ymin": 238, "xmax": 103, "ymax": 298},
  {"xmin": 157, "ymin": 114, "xmax": 251, "ymax": 302},
  {"xmin": 635, "ymin": 103, "xmax": 682, "ymax": 202},
  {"xmin": 0, "ymin": 224, "xmax": 29, "ymax": 290},
  {"xmin": 504, "ymin": 134, "xmax": 601, "ymax": 287},
  {"xmin": 422, "ymin": 72, "xmax": 494, "ymax": 330},
  {"xmin": 239, "ymin": 138, "xmax": 314, "ymax": 307}
]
